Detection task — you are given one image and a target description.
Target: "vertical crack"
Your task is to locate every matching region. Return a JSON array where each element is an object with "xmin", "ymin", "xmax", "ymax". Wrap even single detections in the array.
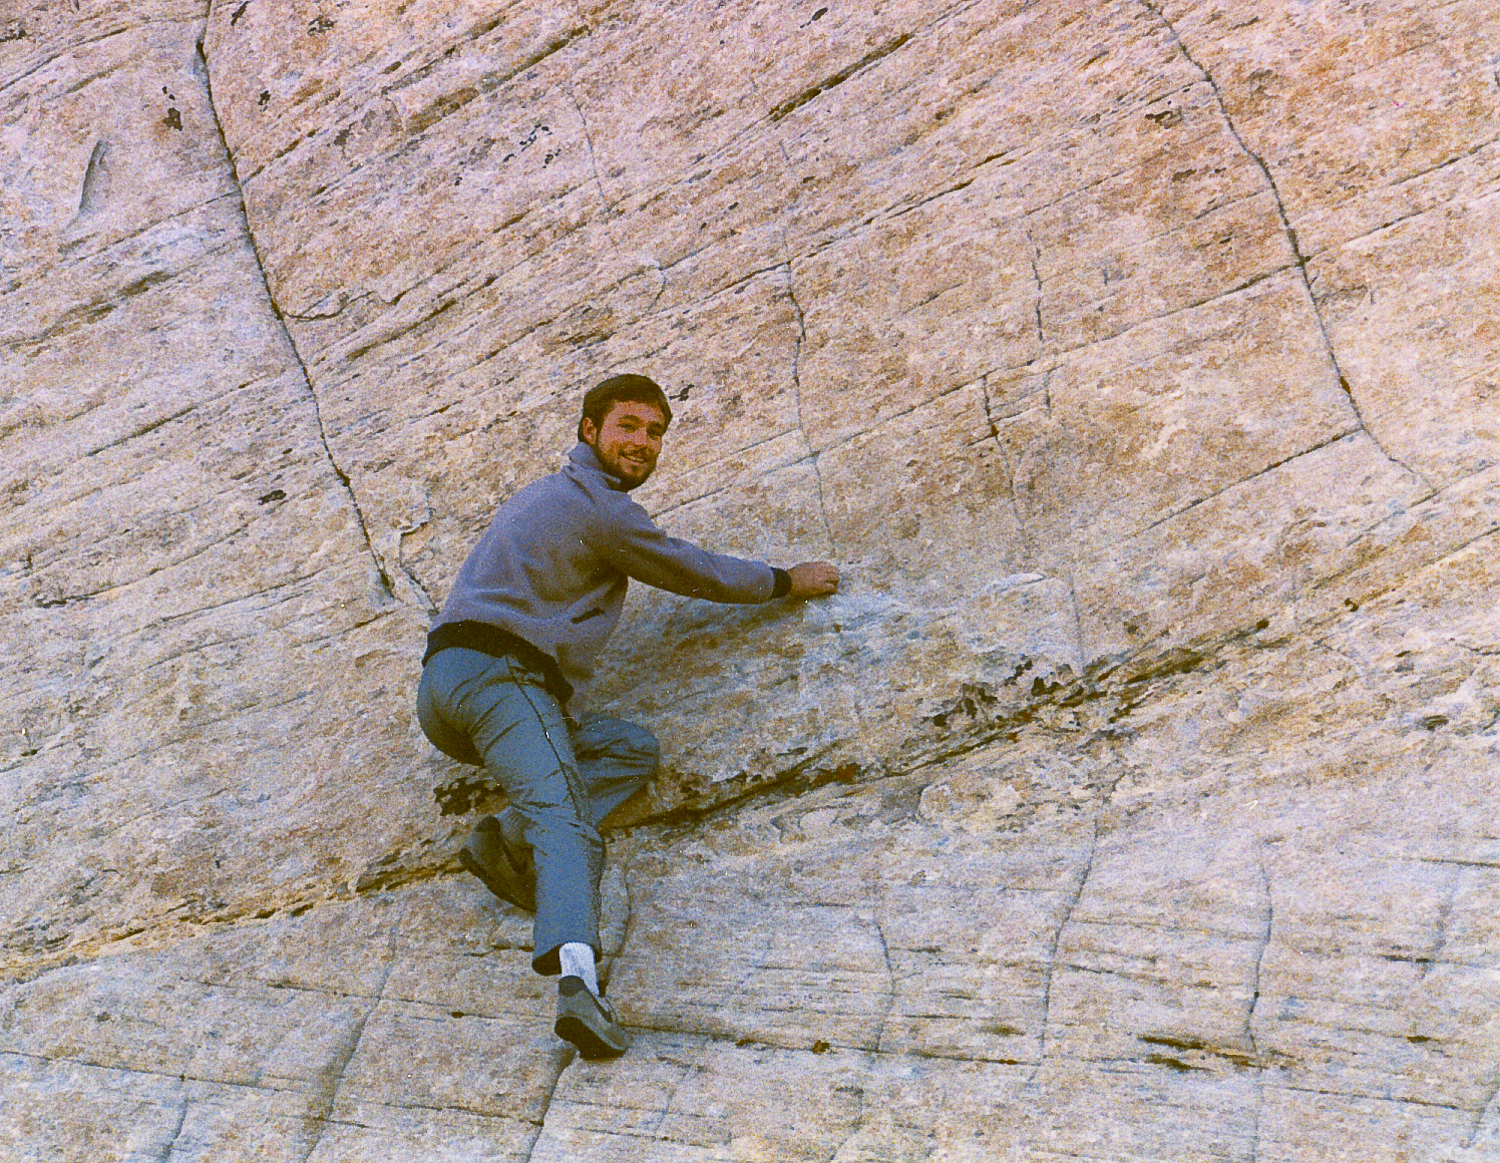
[
  {"xmin": 870, "ymin": 918, "xmax": 895, "ymax": 1055},
  {"xmin": 1030, "ymin": 818, "xmax": 1097, "ymax": 1081},
  {"xmin": 1467, "ymin": 1079, "xmax": 1500, "ymax": 1151},
  {"xmin": 1249, "ymin": 1070, "xmax": 1264, "ymax": 1163},
  {"xmin": 521, "ymin": 1044, "xmax": 577, "ymax": 1163},
  {"xmin": 1066, "ymin": 568, "xmax": 1087, "ymax": 677},
  {"xmin": 1422, "ymin": 865, "xmax": 1459, "ymax": 982},
  {"xmin": 567, "ymin": 82, "xmax": 614, "ymax": 217},
  {"xmin": 782, "ymin": 257, "xmax": 836, "ymax": 553},
  {"xmin": 195, "ymin": 37, "xmax": 396, "ymax": 604},
  {"xmin": 1135, "ymin": 0, "xmax": 1431, "ymax": 492},
  {"xmin": 155, "ymin": 1093, "xmax": 190, "ymax": 1162},
  {"xmin": 1026, "ymin": 233, "xmax": 1045, "ymax": 349},
  {"xmin": 394, "ymin": 499, "xmax": 439, "ymax": 616},
  {"xmin": 294, "ymin": 921, "xmax": 400, "ymax": 1163},
  {"xmin": 977, "ymin": 374, "xmax": 1003, "ymax": 447},
  {"xmin": 642, "ymin": 1038, "xmax": 703, "ymax": 1143},
  {"xmin": 1246, "ymin": 850, "xmax": 1273, "ymax": 1058}
]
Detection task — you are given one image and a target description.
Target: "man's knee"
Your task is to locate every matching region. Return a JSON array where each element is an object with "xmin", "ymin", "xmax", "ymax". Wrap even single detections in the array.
[
  {"xmin": 517, "ymin": 801, "xmax": 604, "ymax": 855},
  {"xmin": 578, "ymin": 715, "xmax": 659, "ymax": 766},
  {"xmin": 618, "ymin": 720, "xmax": 660, "ymax": 766}
]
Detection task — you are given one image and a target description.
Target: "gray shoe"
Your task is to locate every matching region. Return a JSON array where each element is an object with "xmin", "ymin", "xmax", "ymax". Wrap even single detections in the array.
[
  {"xmin": 459, "ymin": 814, "xmax": 535, "ymax": 913},
  {"xmin": 555, "ymin": 976, "xmax": 630, "ymax": 1059}
]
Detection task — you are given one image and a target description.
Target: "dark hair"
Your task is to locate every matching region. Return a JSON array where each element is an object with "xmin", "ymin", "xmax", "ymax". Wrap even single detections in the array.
[{"xmin": 577, "ymin": 374, "xmax": 673, "ymax": 440}]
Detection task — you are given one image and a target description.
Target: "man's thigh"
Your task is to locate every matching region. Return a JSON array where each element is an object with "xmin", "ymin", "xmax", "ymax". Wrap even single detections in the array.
[{"xmin": 428, "ymin": 649, "xmax": 588, "ymax": 817}]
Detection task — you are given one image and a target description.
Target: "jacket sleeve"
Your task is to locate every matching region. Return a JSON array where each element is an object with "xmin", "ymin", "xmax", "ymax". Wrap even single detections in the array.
[{"xmin": 588, "ymin": 492, "xmax": 778, "ymax": 603}]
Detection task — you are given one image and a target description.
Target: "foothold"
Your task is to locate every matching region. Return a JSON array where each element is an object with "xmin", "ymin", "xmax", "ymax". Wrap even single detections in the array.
[
  {"xmin": 230, "ymin": 0, "xmax": 249, "ymax": 26},
  {"xmin": 258, "ymin": 90, "xmax": 271, "ymax": 107},
  {"xmin": 434, "ymin": 774, "xmax": 498, "ymax": 816},
  {"xmin": 308, "ymin": 13, "xmax": 334, "ymax": 35},
  {"xmin": 257, "ymin": 489, "xmax": 286, "ymax": 505},
  {"xmin": 163, "ymin": 108, "xmax": 182, "ymax": 130},
  {"xmin": 78, "ymin": 139, "xmax": 109, "ymax": 216}
]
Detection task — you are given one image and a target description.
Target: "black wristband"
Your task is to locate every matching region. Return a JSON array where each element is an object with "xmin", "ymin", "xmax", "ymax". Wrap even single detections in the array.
[{"xmin": 771, "ymin": 567, "xmax": 792, "ymax": 599}]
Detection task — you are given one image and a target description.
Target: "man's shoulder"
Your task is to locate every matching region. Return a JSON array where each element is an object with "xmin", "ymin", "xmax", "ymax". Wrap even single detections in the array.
[
  {"xmin": 499, "ymin": 459, "xmax": 630, "ymax": 521},
  {"xmin": 496, "ymin": 446, "xmax": 654, "ymax": 535}
]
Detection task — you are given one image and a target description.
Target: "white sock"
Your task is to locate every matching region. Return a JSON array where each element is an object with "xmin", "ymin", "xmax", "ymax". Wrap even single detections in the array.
[{"xmin": 558, "ymin": 942, "xmax": 599, "ymax": 996}]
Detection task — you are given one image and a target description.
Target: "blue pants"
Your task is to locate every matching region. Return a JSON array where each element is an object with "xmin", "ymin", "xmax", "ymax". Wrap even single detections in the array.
[{"xmin": 415, "ymin": 647, "xmax": 658, "ymax": 973}]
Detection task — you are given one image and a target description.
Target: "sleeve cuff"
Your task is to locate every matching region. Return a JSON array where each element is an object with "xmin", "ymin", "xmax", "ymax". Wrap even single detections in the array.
[{"xmin": 770, "ymin": 567, "xmax": 792, "ymax": 599}]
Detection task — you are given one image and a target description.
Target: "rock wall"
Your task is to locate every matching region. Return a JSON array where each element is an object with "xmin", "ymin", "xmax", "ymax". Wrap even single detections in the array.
[{"xmin": 3, "ymin": 0, "xmax": 1499, "ymax": 1159}]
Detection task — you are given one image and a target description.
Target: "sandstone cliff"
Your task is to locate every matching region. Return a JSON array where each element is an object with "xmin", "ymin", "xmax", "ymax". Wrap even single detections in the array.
[{"xmin": 3, "ymin": 0, "xmax": 1499, "ymax": 1158}]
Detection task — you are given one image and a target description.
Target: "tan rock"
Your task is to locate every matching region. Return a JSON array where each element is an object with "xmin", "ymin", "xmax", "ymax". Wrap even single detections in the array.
[{"xmin": 4, "ymin": 0, "xmax": 1500, "ymax": 1158}]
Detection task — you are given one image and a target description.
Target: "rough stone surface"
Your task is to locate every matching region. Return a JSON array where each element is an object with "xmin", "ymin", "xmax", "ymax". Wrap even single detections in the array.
[{"xmin": 3, "ymin": 0, "xmax": 1499, "ymax": 1159}]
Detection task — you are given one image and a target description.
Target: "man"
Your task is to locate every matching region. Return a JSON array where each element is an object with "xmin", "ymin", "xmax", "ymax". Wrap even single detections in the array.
[{"xmin": 415, "ymin": 373, "xmax": 839, "ymax": 1059}]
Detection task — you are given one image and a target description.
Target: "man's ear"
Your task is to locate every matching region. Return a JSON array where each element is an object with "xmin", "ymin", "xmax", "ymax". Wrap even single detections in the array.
[{"xmin": 579, "ymin": 416, "xmax": 598, "ymax": 445}]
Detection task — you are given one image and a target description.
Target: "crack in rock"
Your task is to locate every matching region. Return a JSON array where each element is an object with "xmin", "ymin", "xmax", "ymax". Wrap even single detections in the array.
[
  {"xmin": 195, "ymin": 36, "xmax": 396, "ymax": 607},
  {"xmin": 1031, "ymin": 818, "xmax": 1098, "ymax": 1081},
  {"xmin": 293, "ymin": 922, "xmax": 399, "ymax": 1163},
  {"xmin": 1134, "ymin": 0, "xmax": 1431, "ymax": 491},
  {"xmin": 1246, "ymin": 851, "xmax": 1273, "ymax": 1058},
  {"xmin": 781, "ymin": 258, "xmax": 836, "ymax": 553}
]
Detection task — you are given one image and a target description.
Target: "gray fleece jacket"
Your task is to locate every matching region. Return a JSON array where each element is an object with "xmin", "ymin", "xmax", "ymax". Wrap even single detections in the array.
[{"xmin": 425, "ymin": 442, "xmax": 787, "ymax": 705}]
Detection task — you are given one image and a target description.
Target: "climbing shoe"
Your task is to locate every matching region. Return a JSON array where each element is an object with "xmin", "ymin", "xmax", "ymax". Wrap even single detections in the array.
[
  {"xmin": 459, "ymin": 814, "xmax": 535, "ymax": 913},
  {"xmin": 555, "ymin": 976, "xmax": 630, "ymax": 1059}
]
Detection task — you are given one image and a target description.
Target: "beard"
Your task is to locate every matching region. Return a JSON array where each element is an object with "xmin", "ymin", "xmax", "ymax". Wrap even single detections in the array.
[{"xmin": 596, "ymin": 445, "xmax": 656, "ymax": 489}]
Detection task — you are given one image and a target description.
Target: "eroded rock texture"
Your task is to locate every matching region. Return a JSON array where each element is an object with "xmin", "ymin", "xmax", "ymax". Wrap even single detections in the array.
[{"xmin": 3, "ymin": 0, "xmax": 1499, "ymax": 1158}]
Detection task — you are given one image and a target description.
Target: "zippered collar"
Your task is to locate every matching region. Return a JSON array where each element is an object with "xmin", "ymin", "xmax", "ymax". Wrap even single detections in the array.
[{"xmin": 568, "ymin": 441, "xmax": 631, "ymax": 491}]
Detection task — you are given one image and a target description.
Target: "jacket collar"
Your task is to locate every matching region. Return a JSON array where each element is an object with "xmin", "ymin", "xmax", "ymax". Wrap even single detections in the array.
[{"xmin": 567, "ymin": 441, "xmax": 629, "ymax": 491}]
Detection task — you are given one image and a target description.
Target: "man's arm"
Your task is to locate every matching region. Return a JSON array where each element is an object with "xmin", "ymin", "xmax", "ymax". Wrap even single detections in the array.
[{"xmin": 590, "ymin": 493, "xmax": 838, "ymax": 604}]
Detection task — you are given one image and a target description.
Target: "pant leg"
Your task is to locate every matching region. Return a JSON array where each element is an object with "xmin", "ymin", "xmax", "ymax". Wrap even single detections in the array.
[
  {"xmin": 416, "ymin": 656, "xmax": 483, "ymax": 766},
  {"xmin": 570, "ymin": 714, "xmax": 660, "ymax": 825},
  {"xmin": 418, "ymin": 647, "xmax": 602, "ymax": 973}
]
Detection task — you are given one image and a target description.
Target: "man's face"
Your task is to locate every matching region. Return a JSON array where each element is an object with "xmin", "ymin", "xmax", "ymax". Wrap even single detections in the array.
[{"xmin": 581, "ymin": 400, "xmax": 667, "ymax": 488}]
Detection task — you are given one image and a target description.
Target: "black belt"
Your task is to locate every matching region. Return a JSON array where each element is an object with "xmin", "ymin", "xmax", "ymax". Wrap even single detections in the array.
[{"xmin": 422, "ymin": 620, "xmax": 574, "ymax": 707}]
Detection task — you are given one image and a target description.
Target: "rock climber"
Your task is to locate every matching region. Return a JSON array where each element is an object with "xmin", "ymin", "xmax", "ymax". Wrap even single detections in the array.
[{"xmin": 415, "ymin": 373, "xmax": 840, "ymax": 1059}]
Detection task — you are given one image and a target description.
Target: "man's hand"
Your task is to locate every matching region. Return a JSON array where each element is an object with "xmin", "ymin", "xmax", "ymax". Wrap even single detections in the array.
[{"xmin": 788, "ymin": 561, "xmax": 840, "ymax": 599}]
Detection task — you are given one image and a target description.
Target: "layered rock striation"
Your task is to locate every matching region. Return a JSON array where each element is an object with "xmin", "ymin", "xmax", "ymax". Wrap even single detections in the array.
[{"xmin": 3, "ymin": 0, "xmax": 1499, "ymax": 1158}]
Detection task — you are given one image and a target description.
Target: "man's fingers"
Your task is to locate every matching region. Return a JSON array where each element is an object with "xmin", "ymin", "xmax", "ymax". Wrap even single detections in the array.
[{"xmin": 788, "ymin": 561, "xmax": 840, "ymax": 598}]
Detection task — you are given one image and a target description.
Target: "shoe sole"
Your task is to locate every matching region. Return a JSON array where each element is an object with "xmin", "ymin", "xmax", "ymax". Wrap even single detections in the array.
[
  {"xmin": 458, "ymin": 846, "xmax": 535, "ymax": 913},
  {"xmin": 555, "ymin": 1011, "xmax": 629, "ymax": 1059}
]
